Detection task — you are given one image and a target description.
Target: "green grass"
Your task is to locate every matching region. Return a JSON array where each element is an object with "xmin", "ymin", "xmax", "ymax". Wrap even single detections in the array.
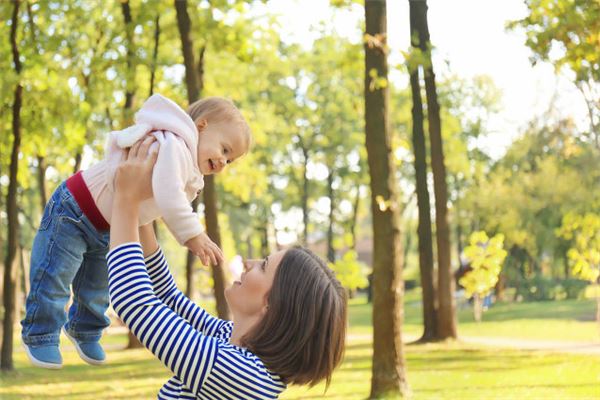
[
  {"xmin": 350, "ymin": 293, "xmax": 599, "ymax": 342},
  {"xmin": 282, "ymin": 339, "xmax": 600, "ymax": 399},
  {"xmin": 1, "ymin": 296, "xmax": 599, "ymax": 399}
]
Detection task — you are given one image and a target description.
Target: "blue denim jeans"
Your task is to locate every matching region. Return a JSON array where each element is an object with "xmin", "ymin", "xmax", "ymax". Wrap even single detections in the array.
[{"xmin": 21, "ymin": 182, "xmax": 110, "ymax": 346}]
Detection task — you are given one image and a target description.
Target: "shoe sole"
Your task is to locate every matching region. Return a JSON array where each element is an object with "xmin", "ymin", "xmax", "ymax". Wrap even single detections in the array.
[
  {"xmin": 62, "ymin": 327, "xmax": 106, "ymax": 366},
  {"xmin": 23, "ymin": 344, "xmax": 63, "ymax": 369}
]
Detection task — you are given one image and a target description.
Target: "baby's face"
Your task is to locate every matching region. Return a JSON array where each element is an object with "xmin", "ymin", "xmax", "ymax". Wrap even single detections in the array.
[{"xmin": 196, "ymin": 120, "xmax": 247, "ymax": 175}]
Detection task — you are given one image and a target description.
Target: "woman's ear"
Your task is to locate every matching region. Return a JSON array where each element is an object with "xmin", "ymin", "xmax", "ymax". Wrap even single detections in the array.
[
  {"xmin": 260, "ymin": 298, "xmax": 269, "ymax": 316},
  {"xmin": 195, "ymin": 118, "xmax": 208, "ymax": 132}
]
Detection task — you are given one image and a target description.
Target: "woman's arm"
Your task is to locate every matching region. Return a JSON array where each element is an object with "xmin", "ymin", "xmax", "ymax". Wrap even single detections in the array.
[
  {"xmin": 139, "ymin": 224, "xmax": 159, "ymax": 257},
  {"xmin": 108, "ymin": 138, "xmax": 219, "ymax": 393},
  {"xmin": 139, "ymin": 224, "xmax": 229, "ymax": 336}
]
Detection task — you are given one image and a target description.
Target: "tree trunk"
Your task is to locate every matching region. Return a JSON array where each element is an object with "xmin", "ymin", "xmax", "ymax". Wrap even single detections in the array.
[
  {"xmin": 473, "ymin": 294, "xmax": 482, "ymax": 323},
  {"xmin": 456, "ymin": 222, "xmax": 463, "ymax": 269},
  {"xmin": 245, "ymin": 235, "xmax": 253, "ymax": 259},
  {"xmin": 203, "ymin": 176, "xmax": 230, "ymax": 319},
  {"xmin": 412, "ymin": 0, "xmax": 457, "ymax": 340},
  {"xmin": 350, "ymin": 187, "xmax": 360, "ymax": 251},
  {"xmin": 36, "ymin": 155, "xmax": 48, "ymax": 213},
  {"xmin": 259, "ymin": 205, "xmax": 270, "ymax": 257},
  {"xmin": 326, "ymin": 169, "xmax": 335, "ymax": 263},
  {"xmin": 300, "ymin": 143, "xmax": 309, "ymax": 245},
  {"xmin": 174, "ymin": 0, "xmax": 200, "ymax": 102},
  {"xmin": 149, "ymin": 14, "xmax": 160, "ymax": 97},
  {"xmin": 174, "ymin": 0, "xmax": 229, "ymax": 318},
  {"xmin": 121, "ymin": 0, "xmax": 135, "ymax": 120},
  {"xmin": 2, "ymin": 0, "xmax": 23, "ymax": 371},
  {"xmin": 20, "ymin": 247, "xmax": 30, "ymax": 311},
  {"xmin": 185, "ymin": 197, "xmax": 201, "ymax": 298},
  {"xmin": 495, "ymin": 273, "xmax": 505, "ymax": 302},
  {"xmin": 365, "ymin": 0, "xmax": 409, "ymax": 397},
  {"xmin": 408, "ymin": 4, "xmax": 437, "ymax": 342}
]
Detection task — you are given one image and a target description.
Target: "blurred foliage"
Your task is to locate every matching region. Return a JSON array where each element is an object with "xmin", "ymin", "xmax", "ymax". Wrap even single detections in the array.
[
  {"xmin": 329, "ymin": 250, "xmax": 369, "ymax": 292},
  {"xmin": 460, "ymin": 231, "xmax": 507, "ymax": 298}
]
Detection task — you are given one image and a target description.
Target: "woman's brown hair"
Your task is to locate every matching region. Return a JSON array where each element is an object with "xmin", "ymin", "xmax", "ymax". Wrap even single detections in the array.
[{"xmin": 241, "ymin": 247, "xmax": 348, "ymax": 389}]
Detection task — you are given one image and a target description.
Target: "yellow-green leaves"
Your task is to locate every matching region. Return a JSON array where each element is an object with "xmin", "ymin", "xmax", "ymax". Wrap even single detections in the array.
[
  {"xmin": 368, "ymin": 68, "xmax": 388, "ymax": 91},
  {"xmin": 557, "ymin": 212, "xmax": 600, "ymax": 283},
  {"xmin": 329, "ymin": 250, "xmax": 369, "ymax": 292},
  {"xmin": 460, "ymin": 231, "xmax": 508, "ymax": 298}
]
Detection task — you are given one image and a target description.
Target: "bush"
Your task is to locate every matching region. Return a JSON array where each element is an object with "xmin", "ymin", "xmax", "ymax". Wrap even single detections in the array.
[
  {"xmin": 517, "ymin": 274, "xmax": 556, "ymax": 301},
  {"xmin": 560, "ymin": 279, "xmax": 588, "ymax": 300},
  {"xmin": 515, "ymin": 275, "xmax": 589, "ymax": 301}
]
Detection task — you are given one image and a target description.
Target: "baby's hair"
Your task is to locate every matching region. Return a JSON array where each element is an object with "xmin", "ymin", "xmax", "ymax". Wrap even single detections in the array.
[{"xmin": 187, "ymin": 97, "xmax": 252, "ymax": 154}]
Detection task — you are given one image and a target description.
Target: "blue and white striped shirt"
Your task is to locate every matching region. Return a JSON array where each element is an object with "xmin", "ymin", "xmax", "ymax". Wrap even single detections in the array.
[{"xmin": 107, "ymin": 243, "xmax": 287, "ymax": 399}]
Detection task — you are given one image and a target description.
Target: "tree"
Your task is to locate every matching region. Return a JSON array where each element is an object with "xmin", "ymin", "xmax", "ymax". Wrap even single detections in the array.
[
  {"xmin": 364, "ymin": 0, "xmax": 409, "ymax": 397},
  {"xmin": 408, "ymin": 0, "xmax": 436, "ymax": 342},
  {"xmin": 557, "ymin": 213, "xmax": 600, "ymax": 332},
  {"xmin": 460, "ymin": 231, "xmax": 507, "ymax": 322},
  {"xmin": 410, "ymin": 0, "xmax": 457, "ymax": 339},
  {"xmin": 2, "ymin": 0, "xmax": 23, "ymax": 371},
  {"xmin": 509, "ymin": 0, "xmax": 600, "ymax": 149},
  {"xmin": 174, "ymin": 0, "xmax": 229, "ymax": 319}
]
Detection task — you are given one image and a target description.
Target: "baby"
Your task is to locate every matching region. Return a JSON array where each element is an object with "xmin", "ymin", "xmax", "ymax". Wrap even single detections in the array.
[{"xmin": 21, "ymin": 94, "xmax": 251, "ymax": 369}]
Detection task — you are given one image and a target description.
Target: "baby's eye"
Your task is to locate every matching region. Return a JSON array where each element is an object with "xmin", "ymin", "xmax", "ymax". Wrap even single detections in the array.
[{"xmin": 223, "ymin": 147, "xmax": 229, "ymax": 155}]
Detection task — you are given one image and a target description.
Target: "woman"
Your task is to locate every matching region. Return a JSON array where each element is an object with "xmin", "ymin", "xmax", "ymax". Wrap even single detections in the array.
[{"xmin": 107, "ymin": 136, "xmax": 347, "ymax": 399}]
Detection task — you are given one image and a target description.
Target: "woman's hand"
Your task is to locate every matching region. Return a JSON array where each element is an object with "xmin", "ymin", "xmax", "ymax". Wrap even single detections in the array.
[
  {"xmin": 110, "ymin": 136, "xmax": 158, "ymax": 250},
  {"xmin": 114, "ymin": 136, "xmax": 158, "ymax": 204}
]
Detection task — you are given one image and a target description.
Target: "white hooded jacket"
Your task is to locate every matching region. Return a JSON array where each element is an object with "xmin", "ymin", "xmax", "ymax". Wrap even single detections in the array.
[{"xmin": 82, "ymin": 94, "xmax": 204, "ymax": 244}]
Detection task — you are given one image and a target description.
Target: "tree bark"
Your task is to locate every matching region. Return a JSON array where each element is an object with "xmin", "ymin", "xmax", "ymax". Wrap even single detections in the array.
[
  {"xmin": 495, "ymin": 273, "xmax": 505, "ymax": 302},
  {"xmin": 365, "ymin": 0, "xmax": 409, "ymax": 397},
  {"xmin": 326, "ymin": 169, "xmax": 335, "ymax": 263},
  {"xmin": 121, "ymin": 0, "xmax": 135, "ymax": 120},
  {"xmin": 185, "ymin": 197, "xmax": 201, "ymax": 299},
  {"xmin": 149, "ymin": 14, "xmax": 160, "ymax": 97},
  {"xmin": 409, "ymin": 2, "xmax": 437, "ymax": 342},
  {"xmin": 36, "ymin": 155, "xmax": 48, "ymax": 213},
  {"xmin": 2, "ymin": 0, "xmax": 23, "ymax": 371},
  {"xmin": 473, "ymin": 294, "xmax": 482, "ymax": 323},
  {"xmin": 299, "ymin": 140, "xmax": 309, "ymax": 245},
  {"xmin": 203, "ymin": 176, "xmax": 230, "ymax": 319},
  {"xmin": 350, "ymin": 187, "xmax": 360, "ymax": 251},
  {"xmin": 174, "ymin": 0, "xmax": 200, "ymax": 102},
  {"xmin": 412, "ymin": 0, "xmax": 457, "ymax": 340}
]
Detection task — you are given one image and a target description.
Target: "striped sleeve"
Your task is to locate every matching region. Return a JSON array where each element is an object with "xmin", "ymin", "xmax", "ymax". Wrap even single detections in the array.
[
  {"xmin": 107, "ymin": 243, "xmax": 219, "ymax": 394},
  {"xmin": 201, "ymin": 346, "xmax": 286, "ymax": 399},
  {"xmin": 144, "ymin": 247, "xmax": 230, "ymax": 337}
]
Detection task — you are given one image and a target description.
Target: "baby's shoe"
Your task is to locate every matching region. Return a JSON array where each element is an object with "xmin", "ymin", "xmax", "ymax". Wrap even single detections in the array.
[
  {"xmin": 62, "ymin": 326, "xmax": 106, "ymax": 365},
  {"xmin": 23, "ymin": 343, "xmax": 63, "ymax": 369}
]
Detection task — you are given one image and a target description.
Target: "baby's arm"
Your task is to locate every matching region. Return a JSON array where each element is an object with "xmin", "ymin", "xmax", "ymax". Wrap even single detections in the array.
[{"xmin": 152, "ymin": 133, "xmax": 203, "ymax": 244}]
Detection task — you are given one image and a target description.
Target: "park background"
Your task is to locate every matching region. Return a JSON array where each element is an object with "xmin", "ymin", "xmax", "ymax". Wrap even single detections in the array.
[{"xmin": 1, "ymin": 0, "xmax": 599, "ymax": 398}]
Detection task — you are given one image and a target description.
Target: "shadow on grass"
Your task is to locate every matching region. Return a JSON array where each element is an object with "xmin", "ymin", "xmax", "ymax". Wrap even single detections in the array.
[{"xmin": 417, "ymin": 382, "xmax": 600, "ymax": 393}]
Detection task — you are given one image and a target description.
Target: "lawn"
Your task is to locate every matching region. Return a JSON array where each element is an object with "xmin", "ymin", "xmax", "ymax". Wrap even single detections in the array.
[
  {"xmin": 1, "ymin": 296, "xmax": 599, "ymax": 399},
  {"xmin": 352, "ymin": 291, "xmax": 600, "ymax": 342}
]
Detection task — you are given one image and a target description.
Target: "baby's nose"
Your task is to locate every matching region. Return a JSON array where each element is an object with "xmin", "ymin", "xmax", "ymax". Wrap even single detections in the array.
[{"xmin": 214, "ymin": 159, "xmax": 226, "ymax": 171}]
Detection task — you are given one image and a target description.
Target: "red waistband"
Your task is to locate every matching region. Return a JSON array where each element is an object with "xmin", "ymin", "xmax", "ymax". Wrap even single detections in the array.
[{"xmin": 66, "ymin": 171, "xmax": 110, "ymax": 232}]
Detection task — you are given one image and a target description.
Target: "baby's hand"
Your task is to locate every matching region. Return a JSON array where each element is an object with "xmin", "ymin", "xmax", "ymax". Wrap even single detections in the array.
[{"xmin": 185, "ymin": 233, "xmax": 224, "ymax": 266}]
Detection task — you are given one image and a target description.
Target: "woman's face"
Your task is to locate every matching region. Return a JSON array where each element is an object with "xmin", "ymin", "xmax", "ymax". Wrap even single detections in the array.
[{"xmin": 225, "ymin": 249, "xmax": 287, "ymax": 318}]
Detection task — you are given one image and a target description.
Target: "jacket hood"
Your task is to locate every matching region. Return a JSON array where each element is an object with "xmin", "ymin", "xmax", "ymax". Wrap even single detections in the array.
[{"xmin": 135, "ymin": 94, "xmax": 199, "ymax": 166}]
